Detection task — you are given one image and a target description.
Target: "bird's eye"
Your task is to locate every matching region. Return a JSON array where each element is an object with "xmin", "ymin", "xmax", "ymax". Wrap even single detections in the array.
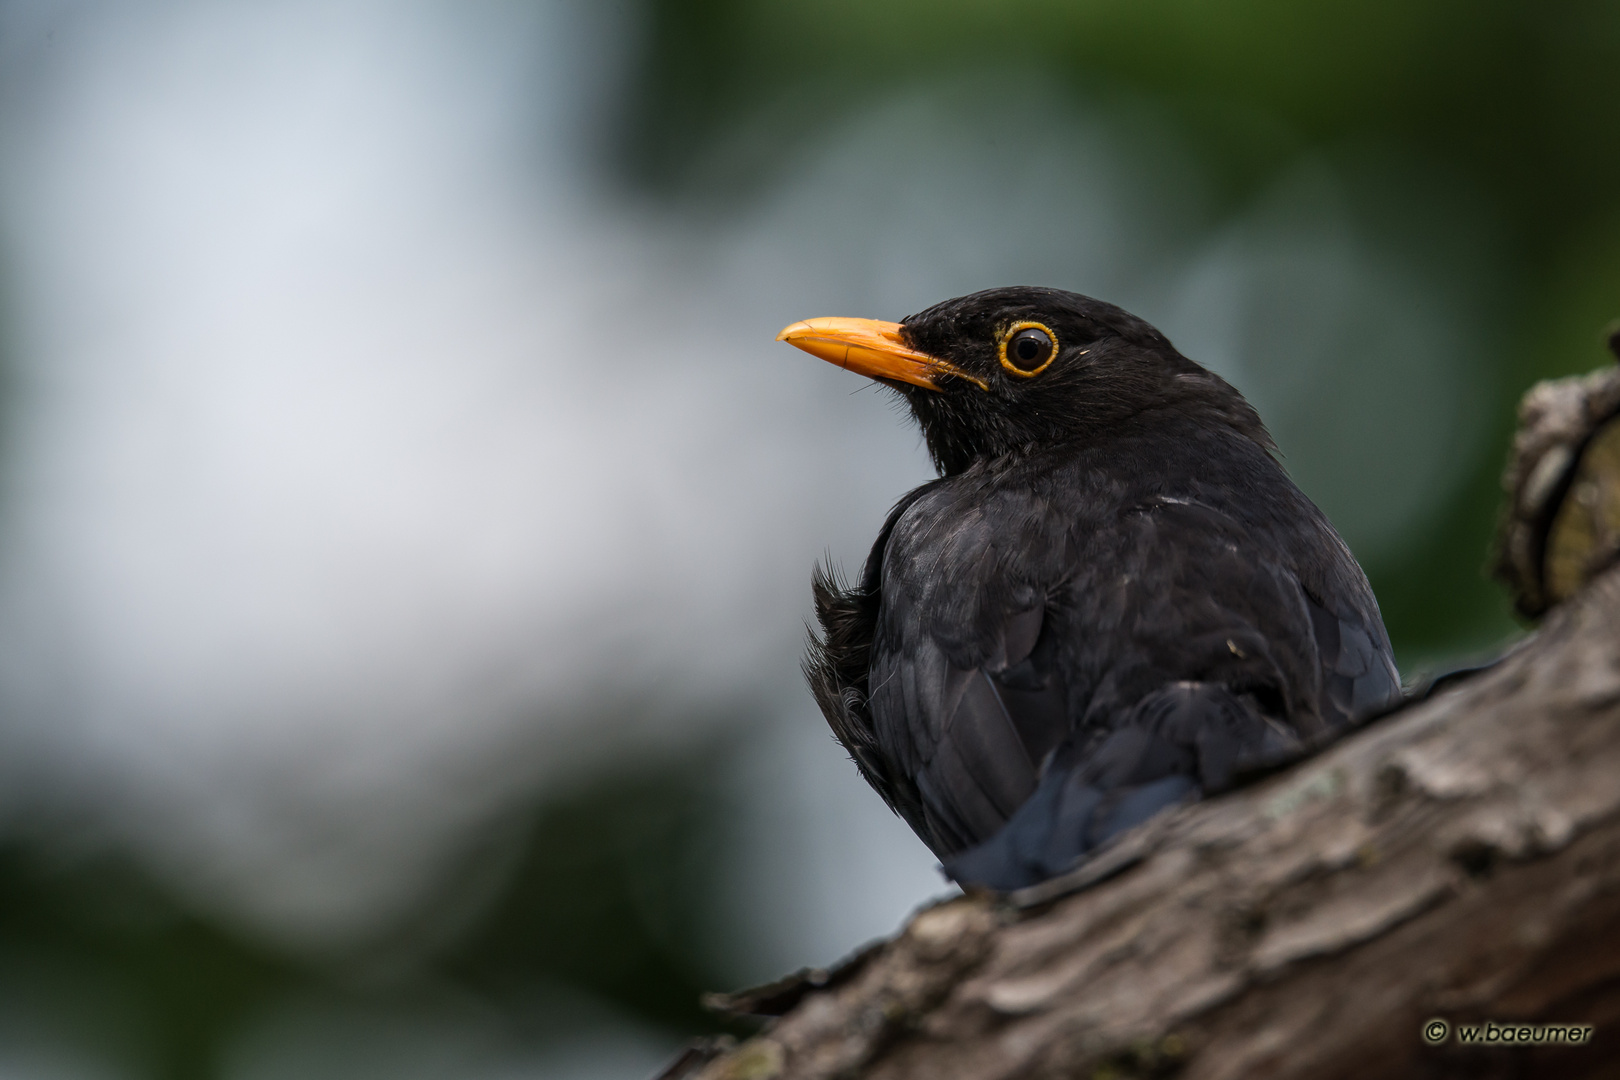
[{"xmin": 999, "ymin": 322, "xmax": 1058, "ymax": 377}]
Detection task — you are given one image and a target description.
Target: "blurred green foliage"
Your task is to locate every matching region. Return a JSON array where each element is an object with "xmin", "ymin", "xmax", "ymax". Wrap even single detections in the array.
[
  {"xmin": 622, "ymin": 0, "xmax": 1620, "ymax": 663},
  {"xmin": 0, "ymin": 747, "xmax": 743, "ymax": 1079},
  {"xmin": 0, "ymin": 844, "xmax": 300, "ymax": 1080},
  {"xmin": 439, "ymin": 750, "xmax": 741, "ymax": 1035}
]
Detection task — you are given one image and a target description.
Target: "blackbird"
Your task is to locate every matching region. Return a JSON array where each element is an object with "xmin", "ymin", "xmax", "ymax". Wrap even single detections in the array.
[{"xmin": 779, "ymin": 286, "xmax": 1401, "ymax": 891}]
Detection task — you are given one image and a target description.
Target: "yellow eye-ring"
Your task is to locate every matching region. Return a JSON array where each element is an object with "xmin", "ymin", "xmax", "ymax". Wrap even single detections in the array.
[{"xmin": 998, "ymin": 322, "xmax": 1059, "ymax": 377}]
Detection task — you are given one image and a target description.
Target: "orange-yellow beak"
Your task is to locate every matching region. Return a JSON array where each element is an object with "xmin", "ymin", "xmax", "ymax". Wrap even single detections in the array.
[{"xmin": 776, "ymin": 317, "xmax": 986, "ymax": 391}]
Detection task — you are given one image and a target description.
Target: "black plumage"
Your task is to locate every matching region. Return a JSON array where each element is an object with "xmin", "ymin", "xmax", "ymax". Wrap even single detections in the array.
[{"xmin": 782, "ymin": 286, "xmax": 1401, "ymax": 891}]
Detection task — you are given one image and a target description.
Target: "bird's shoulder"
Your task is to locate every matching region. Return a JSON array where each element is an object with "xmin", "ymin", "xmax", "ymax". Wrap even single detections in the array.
[
  {"xmin": 880, "ymin": 414, "xmax": 1385, "ymax": 630},
  {"xmin": 874, "ymin": 417, "xmax": 1297, "ymax": 611}
]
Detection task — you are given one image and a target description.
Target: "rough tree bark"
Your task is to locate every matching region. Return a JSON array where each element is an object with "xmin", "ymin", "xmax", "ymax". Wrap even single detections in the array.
[{"xmin": 666, "ymin": 356, "xmax": 1620, "ymax": 1080}]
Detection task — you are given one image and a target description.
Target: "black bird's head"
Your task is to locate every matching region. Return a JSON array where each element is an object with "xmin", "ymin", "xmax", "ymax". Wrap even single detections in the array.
[{"xmin": 779, "ymin": 286, "xmax": 1270, "ymax": 476}]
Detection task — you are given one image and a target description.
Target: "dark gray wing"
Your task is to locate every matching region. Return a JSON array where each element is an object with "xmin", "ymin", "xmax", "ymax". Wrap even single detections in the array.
[
  {"xmin": 1304, "ymin": 590, "xmax": 1404, "ymax": 726},
  {"xmin": 866, "ymin": 482, "xmax": 1400, "ymax": 882},
  {"xmin": 893, "ymin": 605, "xmax": 1069, "ymax": 857},
  {"xmin": 862, "ymin": 480, "xmax": 1071, "ymax": 857}
]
